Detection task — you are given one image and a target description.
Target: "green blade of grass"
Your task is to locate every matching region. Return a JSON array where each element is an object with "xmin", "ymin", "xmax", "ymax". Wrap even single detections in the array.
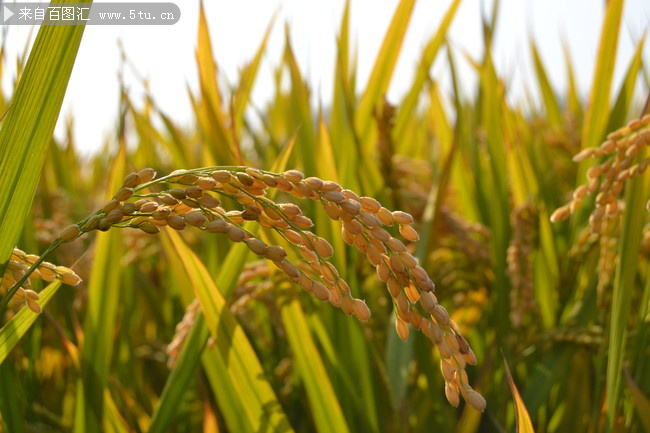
[
  {"xmin": 354, "ymin": 0, "xmax": 415, "ymax": 193},
  {"xmin": 504, "ymin": 354, "xmax": 535, "ymax": 433},
  {"xmin": 623, "ymin": 366, "xmax": 650, "ymax": 432},
  {"xmin": 562, "ymin": 41, "xmax": 583, "ymax": 118},
  {"xmin": 166, "ymin": 230, "xmax": 293, "ymax": 433},
  {"xmin": 232, "ymin": 14, "xmax": 275, "ymax": 138},
  {"xmin": 0, "ymin": 281, "xmax": 62, "ymax": 364},
  {"xmin": 195, "ymin": 2, "xmax": 238, "ymax": 165},
  {"xmin": 280, "ymin": 296, "xmax": 350, "ymax": 433},
  {"xmin": 356, "ymin": 0, "xmax": 415, "ymax": 145},
  {"xmin": 0, "ymin": 360, "xmax": 24, "ymax": 433},
  {"xmin": 577, "ymin": 0, "xmax": 624, "ymax": 177},
  {"xmin": 73, "ymin": 143, "xmax": 125, "ymax": 433},
  {"xmin": 103, "ymin": 390, "xmax": 131, "ymax": 433},
  {"xmin": 330, "ymin": 0, "xmax": 361, "ymax": 192},
  {"xmin": 0, "ymin": 4, "xmax": 91, "ymax": 275},
  {"xmin": 606, "ymin": 36, "xmax": 646, "ymax": 132},
  {"xmin": 147, "ymin": 314, "xmax": 209, "ymax": 433},
  {"xmin": 606, "ymin": 144, "xmax": 650, "ymax": 428},
  {"xmin": 530, "ymin": 40, "xmax": 562, "ymax": 128},
  {"xmin": 393, "ymin": 0, "xmax": 462, "ymax": 140}
]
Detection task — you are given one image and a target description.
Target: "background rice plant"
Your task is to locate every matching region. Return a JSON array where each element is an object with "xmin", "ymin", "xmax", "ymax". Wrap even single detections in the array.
[{"xmin": 1, "ymin": 0, "xmax": 649, "ymax": 432}]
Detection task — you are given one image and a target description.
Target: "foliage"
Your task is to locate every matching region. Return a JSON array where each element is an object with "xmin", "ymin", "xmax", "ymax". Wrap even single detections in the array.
[{"xmin": 0, "ymin": 0, "xmax": 649, "ymax": 432}]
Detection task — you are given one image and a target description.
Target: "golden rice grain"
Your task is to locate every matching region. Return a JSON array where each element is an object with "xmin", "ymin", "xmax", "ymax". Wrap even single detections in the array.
[
  {"xmin": 304, "ymin": 177, "xmax": 324, "ymax": 190},
  {"xmin": 323, "ymin": 202, "xmax": 341, "ymax": 220},
  {"xmin": 313, "ymin": 238, "xmax": 334, "ymax": 258},
  {"xmin": 105, "ymin": 209, "xmax": 124, "ymax": 224},
  {"xmin": 341, "ymin": 295, "xmax": 354, "ymax": 315},
  {"xmin": 115, "ymin": 187, "xmax": 134, "ymax": 202},
  {"xmin": 376, "ymin": 207, "xmax": 394, "ymax": 225},
  {"xmin": 386, "ymin": 237, "xmax": 406, "ymax": 253},
  {"xmin": 283, "ymin": 170, "xmax": 304, "ymax": 183},
  {"xmin": 103, "ymin": 200, "xmax": 121, "ymax": 213},
  {"xmin": 320, "ymin": 181, "xmax": 341, "ymax": 192},
  {"xmin": 139, "ymin": 201, "xmax": 159, "ymax": 213},
  {"xmin": 245, "ymin": 238, "xmax": 268, "ymax": 256},
  {"xmin": 399, "ymin": 224, "xmax": 420, "ymax": 242},
  {"xmin": 225, "ymin": 226, "xmax": 247, "ymax": 242},
  {"xmin": 464, "ymin": 388, "xmax": 487, "ymax": 412},
  {"xmin": 360, "ymin": 196, "xmax": 381, "ymax": 213},
  {"xmin": 138, "ymin": 167, "xmax": 156, "ymax": 183},
  {"xmin": 395, "ymin": 318, "xmax": 409, "ymax": 341},
  {"xmin": 339, "ymin": 199, "xmax": 361, "ymax": 215},
  {"xmin": 310, "ymin": 281, "xmax": 329, "ymax": 301},
  {"xmin": 123, "ymin": 172, "xmax": 141, "ymax": 188},
  {"xmin": 167, "ymin": 214, "xmax": 186, "ymax": 230},
  {"xmin": 59, "ymin": 223, "xmax": 82, "ymax": 242},
  {"xmin": 265, "ymin": 245, "xmax": 288, "ymax": 262},
  {"xmin": 352, "ymin": 299, "xmax": 371, "ymax": 321},
  {"xmin": 445, "ymin": 382, "xmax": 460, "ymax": 407},
  {"xmin": 139, "ymin": 223, "xmax": 160, "ymax": 234}
]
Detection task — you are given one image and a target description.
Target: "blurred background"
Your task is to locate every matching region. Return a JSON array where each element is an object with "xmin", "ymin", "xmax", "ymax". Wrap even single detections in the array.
[
  {"xmin": 2, "ymin": 0, "xmax": 649, "ymax": 153},
  {"xmin": 1, "ymin": 0, "xmax": 650, "ymax": 432}
]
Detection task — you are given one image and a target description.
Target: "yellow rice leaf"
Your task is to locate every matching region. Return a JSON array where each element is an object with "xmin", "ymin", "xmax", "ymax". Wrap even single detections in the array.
[
  {"xmin": 504, "ymin": 355, "xmax": 535, "ymax": 433},
  {"xmin": 167, "ymin": 230, "xmax": 293, "ymax": 433},
  {"xmin": 354, "ymin": 0, "xmax": 415, "ymax": 193}
]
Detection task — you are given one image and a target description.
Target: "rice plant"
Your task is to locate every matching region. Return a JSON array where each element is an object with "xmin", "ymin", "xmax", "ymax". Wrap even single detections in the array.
[{"xmin": 1, "ymin": 0, "xmax": 649, "ymax": 432}]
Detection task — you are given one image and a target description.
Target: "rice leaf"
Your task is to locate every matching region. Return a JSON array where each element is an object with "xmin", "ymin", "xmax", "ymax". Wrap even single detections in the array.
[
  {"xmin": 0, "ymin": 360, "xmax": 24, "ymax": 433},
  {"xmin": 578, "ymin": 0, "xmax": 624, "ymax": 153},
  {"xmin": 562, "ymin": 41, "xmax": 583, "ymax": 118},
  {"xmin": 0, "ymin": 280, "xmax": 62, "ymax": 364},
  {"xmin": 280, "ymin": 296, "xmax": 350, "ymax": 433},
  {"xmin": 623, "ymin": 366, "xmax": 650, "ymax": 432},
  {"xmin": 330, "ymin": 0, "xmax": 360, "ymax": 192},
  {"xmin": 393, "ymin": 0, "xmax": 462, "ymax": 140},
  {"xmin": 195, "ymin": 2, "xmax": 238, "ymax": 165},
  {"xmin": 504, "ymin": 354, "xmax": 535, "ymax": 433},
  {"xmin": 73, "ymin": 143, "xmax": 125, "ymax": 433},
  {"xmin": 530, "ymin": 40, "xmax": 562, "ymax": 128},
  {"xmin": 606, "ymin": 36, "xmax": 646, "ymax": 132},
  {"xmin": 606, "ymin": 142, "xmax": 650, "ymax": 428},
  {"xmin": 147, "ymin": 315, "xmax": 209, "ymax": 433},
  {"xmin": 232, "ymin": 14, "xmax": 275, "ymax": 138},
  {"xmin": 103, "ymin": 390, "xmax": 131, "ymax": 433},
  {"xmin": 354, "ymin": 0, "xmax": 416, "ymax": 193},
  {"xmin": 0, "ymin": 5, "xmax": 91, "ymax": 275},
  {"xmin": 166, "ymin": 230, "xmax": 293, "ymax": 433}
]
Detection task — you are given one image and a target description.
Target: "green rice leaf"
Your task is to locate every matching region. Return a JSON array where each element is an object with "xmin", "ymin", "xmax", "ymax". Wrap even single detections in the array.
[
  {"xmin": 578, "ymin": 0, "xmax": 624, "ymax": 154},
  {"xmin": 73, "ymin": 142, "xmax": 125, "ymax": 433},
  {"xmin": 354, "ymin": 0, "xmax": 416, "ymax": 193},
  {"xmin": 606, "ymin": 142, "xmax": 650, "ymax": 427},
  {"xmin": 0, "ymin": 4, "xmax": 91, "ymax": 275},
  {"xmin": 166, "ymin": 230, "xmax": 293, "ymax": 433},
  {"xmin": 393, "ymin": 0, "xmax": 462, "ymax": 140},
  {"xmin": 0, "ymin": 281, "xmax": 62, "ymax": 364},
  {"xmin": 624, "ymin": 366, "xmax": 650, "ymax": 432},
  {"xmin": 280, "ymin": 296, "xmax": 350, "ymax": 433}
]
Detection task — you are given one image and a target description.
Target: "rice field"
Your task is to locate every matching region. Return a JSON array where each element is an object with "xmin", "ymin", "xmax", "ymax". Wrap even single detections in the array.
[{"xmin": 0, "ymin": 0, "xmax": 649, "ymax": 432}]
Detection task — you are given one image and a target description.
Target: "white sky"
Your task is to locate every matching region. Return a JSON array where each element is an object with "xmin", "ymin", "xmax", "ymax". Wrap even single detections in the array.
[{"xmin": 2, "ymin": 0, "xmax": 650, "ymax": 153}]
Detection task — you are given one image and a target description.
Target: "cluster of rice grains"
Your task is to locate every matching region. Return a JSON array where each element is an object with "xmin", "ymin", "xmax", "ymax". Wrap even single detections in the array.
[
  {"xmin": 59, "ymin": 166, "xmax": 485, "ymax": 411},
  {"xmin": 1, "ymin": 249, "xmax": 81, "ymax": 313},
  {"xmin": 507, "ymin": 204, "xmax": 537, "ymax": 327},
  {"xmin": 551, "ymin": 115, "xmax": 650, "ymax": 292}
]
